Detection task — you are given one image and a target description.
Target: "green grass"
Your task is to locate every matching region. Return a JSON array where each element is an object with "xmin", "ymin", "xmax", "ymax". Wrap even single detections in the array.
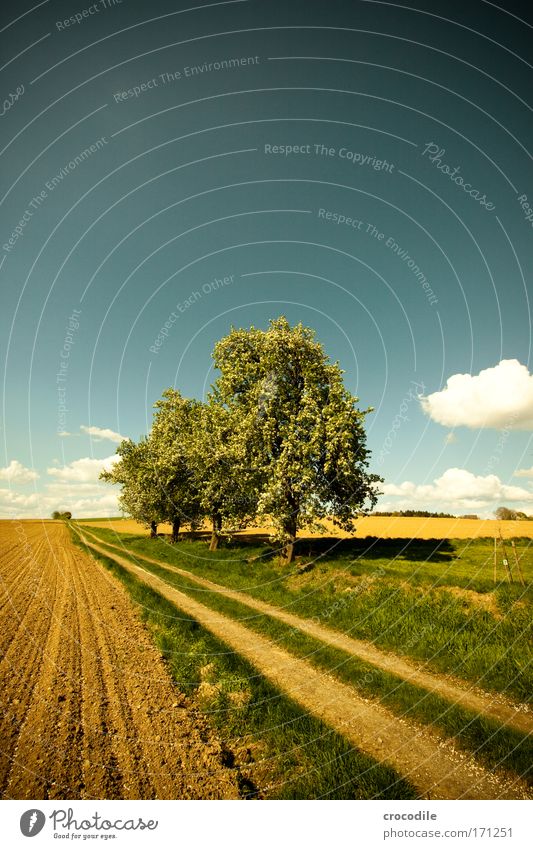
[
  {"xmin": 71, "ymin": 529, "xmax": 417, "ymax": 800},
  {"xmin": 74, "ymin": 526, "xmax": 533, "ymax": 782},
  {"xmin": 74, "ymin": 516, "xmax": 126, "ymax": 522},
  {"xmin": 78, "ymin": 525, "xmax": 533, "ymax": 704}
]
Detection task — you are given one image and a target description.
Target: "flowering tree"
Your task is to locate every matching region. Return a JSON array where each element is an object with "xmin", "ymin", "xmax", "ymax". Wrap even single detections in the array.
[
  {"xmin": 150, "ymin": 389, "xmax": 203, "ymax": 542},
  {"xmin": 100, "ymin": 437, "xmax": 164, "ymax": 537},
  {"xmin": 187, "ymin": 401, "xmax": 259, "ymax": 550},
  {"xmin": 213, "ymin": 317, "xmax": 382, "ymax": 562}
]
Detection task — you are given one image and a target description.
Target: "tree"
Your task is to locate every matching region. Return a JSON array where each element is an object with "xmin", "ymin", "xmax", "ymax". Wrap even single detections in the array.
[
  {"xmin": 150, "ymin": 389, "xmax": 203, "ymax": 542},
  {"xmin": 100, "ymin": 438, "xmax": 164, "ymax": 537},
  {"xmin": 495, "ymin": 506, "xmax": 518, "ymax": 521},
  {"xmin": 213, "ymin": 317, "xmax": 382, "ymax": 562},
  {"xmin": 100, "ymin": 391, "xmax": 250, "ymax": 547},
  {"xmin": 51, "ymin": 510, "xmax": 72, "ymax": 520},
  {"xmin": 187, "ymin": 401, "xmax": 259, "ymax": 550}
]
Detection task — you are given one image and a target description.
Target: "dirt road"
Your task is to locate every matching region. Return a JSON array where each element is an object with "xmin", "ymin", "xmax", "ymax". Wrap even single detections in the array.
[
  {"xmin": 78, "ymin": 530, "xmax": 532, "ymax": 800},
  {"xmin": 0, "ymin": 521, "xmax": 238, "ymax": 800},
  {"xmin": 79, "ymin": 528, "xmax": 533, "ymax": 737}
]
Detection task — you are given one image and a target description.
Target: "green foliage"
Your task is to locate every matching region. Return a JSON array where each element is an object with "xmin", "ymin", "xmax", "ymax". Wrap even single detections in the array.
[
  {"xmin": 150, "ymin": 389, "xmax": 203, "ymax": 537},
  {"xmin": 99, "ymin": 437, "xmax": 164, "ymax": 534},
  {"xmin": 186, "ymin": 401, "xmax": 260, "ymax": 549},
  {"xmin": 51, "ymin": 510, "xmax": 72, "ymax": 520}
]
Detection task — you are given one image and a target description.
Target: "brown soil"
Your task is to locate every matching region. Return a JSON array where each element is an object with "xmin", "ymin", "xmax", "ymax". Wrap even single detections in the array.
[
  {"xmin": 0, "ymin": 521, "xmax": 238, "ymax": 800},
  {"xmin": 78, "ymin": 530, "xmax": 532, "ymax": 800},
  {"xmin": 81, "ymin": 528, "xmax": 533, "ymax": 738}
]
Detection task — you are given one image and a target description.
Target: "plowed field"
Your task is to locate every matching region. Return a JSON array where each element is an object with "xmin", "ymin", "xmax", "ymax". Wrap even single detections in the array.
[{"xmin": 0, "ymin": 521, "xmax": 237, "ymax": 800}]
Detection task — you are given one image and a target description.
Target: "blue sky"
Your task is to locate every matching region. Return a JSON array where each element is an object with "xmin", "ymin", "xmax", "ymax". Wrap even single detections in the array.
[{"xmin": 1, "ymin": 0, "xmax": 532, "ymax": 519}]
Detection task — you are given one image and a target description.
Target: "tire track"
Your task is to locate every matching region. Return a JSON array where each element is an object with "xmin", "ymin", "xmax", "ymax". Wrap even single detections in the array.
[
  {"xmin": 81, "ymin": 528, "xmax": 533, "ymax": 737},
  {"xmin": 78, "ymin": 531, "xmax": 532, "ymax": 800}
]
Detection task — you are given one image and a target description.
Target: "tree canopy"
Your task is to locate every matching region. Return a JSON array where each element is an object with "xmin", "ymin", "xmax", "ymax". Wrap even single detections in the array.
[
  {"xmin": 495, "ymin": 506, "xmax": 531, "ymax": 521},
  {"xmin": 51, "ymin": 510, "xmax": 72, "ymax": 520},
  {"xmin": 187, "ymin": 401, "xmax": 260, "ymax": 549},
  {"xmin": 150, "ymin": 389, "xmax": 203, "ymax": 540},
  {"xmin": 100, "ymin": 437, "xmax": 164, "ymax": 537},
  {"xmin": 212, "ymin": 317, "xmax": 381, "ymax": 560}
]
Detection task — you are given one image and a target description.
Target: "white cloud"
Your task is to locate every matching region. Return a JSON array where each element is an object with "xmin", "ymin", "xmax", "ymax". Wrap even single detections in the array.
[
  {"xmin": 380, "ymin": 467, "xmax": 533, "ymax": 514},
  {"xmin": 0, "ymin": 453, "xmax": 121, "ymax": 518},
  {"xmin": 50, "ymin": 490, "xmax": 120, "ymax": 517},
  {"xmin": 0, "ymin": 489, "xmax": 40, "ymax": 508},
  {"xmin": 0, "ymin": 486, "xmax": 119, "ymax": 519},
  {"xmin": 514, "ymin": 466, "xmax": 533, "ymax": 478},
  {"xmin": 80, "ymin": 425, "xmax": 126, "ymax": 443},
  {"xmin": 420, "ymin": 359, "xmax": 533, "ymax": 429},
  {"xmin": 47, "ymin": 455, "xmax": 117, "ymax": 483},
  {"xmin": 0, "ymin": 460, "xmax": 39, "ymax": 483},
  {"xmin": 444, "ymin": 432, "xmax": 457, "ymax": 445}
]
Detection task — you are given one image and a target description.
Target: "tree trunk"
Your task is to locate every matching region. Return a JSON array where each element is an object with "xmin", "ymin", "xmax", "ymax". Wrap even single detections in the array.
[
  {"xmin": 282, "ymin": 539, "xmax": 296, "ymax": 564},
  {"xmin": 150, "ymin": 520, "xmax": 157, "ymax": 539},
  {"xmin": 171, "ymin": 517, "xmax": 181, "ymax": 544},
  {"xmin": 209, "ymin": 512, "xmax": 222, "ymax": 551},
  {"xmin": 281, "ymin": 517, "xmax": 297, "ymax": 564}
]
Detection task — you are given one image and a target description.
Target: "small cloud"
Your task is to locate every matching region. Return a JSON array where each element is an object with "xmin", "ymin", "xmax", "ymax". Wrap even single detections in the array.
[
  {"xmin": 80, "ymin": 425, "xmax": 126, "ymax": 443},
  {"xmin": 444, "ymin": 432, "xmax": 457, "ymax": 445},
  {"xmin": 47, "ymin": 455, "xmax": 117, "ymax": 483},
  {"xmin": 0, "ymin": 460, "xmax": 39, "ymax": 483},
  {"xmin": 514, "ymin": 466, "xmax": 533, "ymax": 478},
  {"xmin": 420, "ymin": 359, "xmax": 533, "ymax": 430},
  {"xmin": 57, "ymin": 431, "xmax": 71, "ymax": 438}
]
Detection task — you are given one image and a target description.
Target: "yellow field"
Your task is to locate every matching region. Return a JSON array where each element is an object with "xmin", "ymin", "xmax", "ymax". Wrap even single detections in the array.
[{"xmin": 78, "ymin": 516, "xmax": 533, "ymax": 540}]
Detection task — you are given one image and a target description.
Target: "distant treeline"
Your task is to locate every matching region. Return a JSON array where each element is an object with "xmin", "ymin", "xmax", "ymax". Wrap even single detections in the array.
[
  {"xmin": 372, "ymin": 510, "xmax": 458, "ymax": 518},
  {"xmin": 375, "ymin": 508, "xmax": 533, "ymax": 521}
]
